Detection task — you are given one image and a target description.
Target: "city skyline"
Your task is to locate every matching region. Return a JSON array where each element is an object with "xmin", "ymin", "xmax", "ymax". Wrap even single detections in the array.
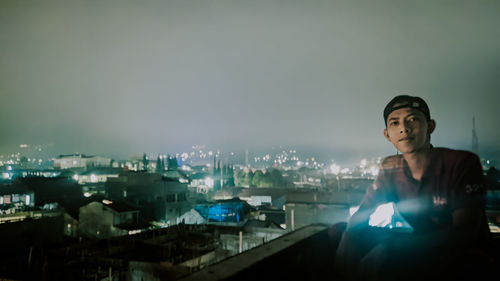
[{"xmin": 1, "ymin": 0, "xmax": 500, "ymax": 161}]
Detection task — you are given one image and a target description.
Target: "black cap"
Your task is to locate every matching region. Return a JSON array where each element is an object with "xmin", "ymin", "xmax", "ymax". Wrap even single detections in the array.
[{"xmin": 383, "ymin": 95, "xmax": 430, "ymax": 125}]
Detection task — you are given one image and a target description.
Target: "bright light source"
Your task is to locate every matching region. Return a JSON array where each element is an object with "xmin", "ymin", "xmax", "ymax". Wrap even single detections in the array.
[
  {"xmin": 84, "ymin": 192, "xmax": 92, "ymax": 197},
  {"xmin": 369, "ymin": 202, "xmax": 394, "ymax": 227},
  {"xmin": 330, "ymin": 164, "xmax": 340, "ymax": 175},
  {"xmin": 6, "ymin": 166, "xmax": 12, "ymax": 171},
  {"xmin": 90, "ymin": 174, "xmax": 98, "ymax": 183},
  {"xmin": 102, "ymin": 199, "xmax": 113, "ymax": 205},
  {"xmin": 25, "ymin": 195, "xmax": 30, "ymax": 205},
  {"xmin": 349, "ymin": 206, "xmax": 360, "ymax": 216},
  {"xmin": 73, "ymin": 174, "xmax": 79, "ymax": 181},
  {"xmin": 205, "ymin": 177, "xmax": 214, "ymax": 188},
  {"xmin": 370, "ymin": 166, "xmax": 379, "ymax": 176}
]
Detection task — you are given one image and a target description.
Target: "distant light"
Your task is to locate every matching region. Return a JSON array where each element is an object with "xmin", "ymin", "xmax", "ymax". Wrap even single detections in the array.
[
  {"xmin": 369, "ymin": 202, "xmax": 394, "ymax": 227},
  {"xmin": 102, "ymin": 199, "xmax": 113, "ymax": 205},
  {"xmin": 179, "ymin": 178, "xmax": 188, "ymax": 183},
  {"xmin": 205, "ymin": 177, "xmax": 214, "ymax": 188},
  {"xmin": 19, "ymin": 144, "xmax": 29, "ymax": 148},
  {"xmin": 6, "ymin": 166, "xmax": 12, "ymax": 171},
  {"xmin": 330, "ymin": 164, "xmax": 340, "ymax": 175},
  {"xmin": 370, "ymin": 166, "xmax": 379, "ymax": 176},
  {"xmin": 2, "ymin": 173, "xmax": 9, "ymax": 179},
  {"xmin": 73, "ymin": 174, "xmax": 79, "ymax": 181},
  {"xmin": 25, "ymin": 195, "xmax": 30, "ymax": 205},
  {"xmin": 84, "ymin": 192, "xmax": 92, "ymax": 197},
  {"xmin": 349, "ymin": 206, "xmax": 360, "ymax": 216},
  {"xmin": 489, "ymin": 223, "xmax": 500, "ymax": 233},
  {"xmin": 90, "ymin": 174, "xmax": 98, "ymax": 183}
]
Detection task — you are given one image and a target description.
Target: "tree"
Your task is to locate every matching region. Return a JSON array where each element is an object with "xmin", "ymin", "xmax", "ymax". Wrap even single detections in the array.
[
  {"xmin": 234, "ymin": 169, "xmax": 244, "ymax": 187},
  {"xmin": 252, "ymin": 170, "xmax": 265, "ymax": 187},
  {"xmin": 142, "ymin": 153, "xmax": 148, "ymax": 171},
  {"xmin": 243, "ymin": 170, "xmax": 254, "ymax": 187},
  {"xmin": 269, "ymin": 169, "xmax": 284, "ymax": 187},
  {"xmin": 156, "ymin": 155, "xmax": 164, "ymax": 173},
  {"xmin": 167, "ymin": 155, "xmax": 178, "ymax": 170}
]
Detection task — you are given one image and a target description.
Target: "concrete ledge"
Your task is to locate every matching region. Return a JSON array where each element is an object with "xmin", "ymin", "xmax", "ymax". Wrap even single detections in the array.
[{"xmin": 179, "ymin": 224, "xmax": 329, "ymax": 281}]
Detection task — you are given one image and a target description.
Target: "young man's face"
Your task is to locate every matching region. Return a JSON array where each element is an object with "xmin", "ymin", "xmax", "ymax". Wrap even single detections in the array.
[{"xmin": 383, "ymin": 107, "xmax": 435, "ymax": 154}]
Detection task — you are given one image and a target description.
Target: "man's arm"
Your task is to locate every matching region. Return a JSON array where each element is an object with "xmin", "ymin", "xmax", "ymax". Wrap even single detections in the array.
[{"xmin": 335, "ymin": 167, "xmax": 392, "ymax": 276}]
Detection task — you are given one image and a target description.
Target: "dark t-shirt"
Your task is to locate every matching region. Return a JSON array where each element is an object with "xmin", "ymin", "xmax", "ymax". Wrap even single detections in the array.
[
  {"xmin": 356, "ymin": 147, "xmax": 488, "ymax": 236},
  {"xmin": 336, "ymin": 147, "xmax": 492, "ymax": 280}
]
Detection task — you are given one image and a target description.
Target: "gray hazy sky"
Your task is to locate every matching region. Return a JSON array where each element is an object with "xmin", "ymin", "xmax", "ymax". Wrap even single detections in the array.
[{"xmin": 1, "ymin": 0, "xmax": 499, "ymax": 160}]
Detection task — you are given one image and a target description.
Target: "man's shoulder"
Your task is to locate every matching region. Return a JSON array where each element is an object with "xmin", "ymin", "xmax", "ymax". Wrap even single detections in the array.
[
  {"xmin": 380, "ymin": 154, "xmax": 404, "ymax": 170},
  {"xmin": 380, "ymin": 155, "xmax": 403, "ymax": 169},
  {"xmin": 432, "ymin": 147, "xmax": 480, "ymax": 164}
]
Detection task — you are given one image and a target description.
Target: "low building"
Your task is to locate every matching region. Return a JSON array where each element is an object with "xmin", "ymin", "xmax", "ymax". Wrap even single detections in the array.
[
  {"xmin": 79, "ymin": 200, "xmax": 144, "ymax": 239},
  {"xmin": 54, "ymin": 154, "xmax": 111, "ymax": 171},
  {"xmin": 0, "ymin": 184, "xmax": 34, "ymax": 214},
  {"xmin": 105, "ymin": 171, "xmax": 192, "ymax": 224}
]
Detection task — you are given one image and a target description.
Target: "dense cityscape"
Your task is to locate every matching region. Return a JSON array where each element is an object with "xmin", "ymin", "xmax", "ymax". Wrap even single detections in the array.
[{"xmin": 0, "ymin": 142, "xmax": 499, "ymax": 280}]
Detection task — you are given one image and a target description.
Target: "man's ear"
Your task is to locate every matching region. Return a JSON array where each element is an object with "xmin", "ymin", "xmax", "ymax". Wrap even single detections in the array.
[
  {"xmin": 428, "ymin": 119, "xmax": 436, "ymax": 134},
  {"xmin": 384, "ymin": 128, "xmax": 391, "ymax": 142}
]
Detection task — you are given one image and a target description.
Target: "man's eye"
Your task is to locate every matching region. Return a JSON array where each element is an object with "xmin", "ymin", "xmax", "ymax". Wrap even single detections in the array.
[{"xmin": 390, "ymin": 121, "xmax": 398, "ymax": 126}]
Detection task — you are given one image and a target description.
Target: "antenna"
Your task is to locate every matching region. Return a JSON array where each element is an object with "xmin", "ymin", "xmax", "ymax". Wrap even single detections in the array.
[{"xmin": 472, "ymin": 116, "xmax": 479, "ymax": 155}]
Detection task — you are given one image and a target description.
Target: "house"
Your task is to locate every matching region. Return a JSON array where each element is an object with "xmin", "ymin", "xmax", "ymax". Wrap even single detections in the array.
[{"xmin": 79, "ymin": 199, "xmax": 144, "ymax": 239}]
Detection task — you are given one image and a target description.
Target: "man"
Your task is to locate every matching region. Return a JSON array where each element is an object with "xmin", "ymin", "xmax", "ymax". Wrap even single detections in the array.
[{"xmin": 334, "ymin": 95, "xmax": 493, "ymax": 280}]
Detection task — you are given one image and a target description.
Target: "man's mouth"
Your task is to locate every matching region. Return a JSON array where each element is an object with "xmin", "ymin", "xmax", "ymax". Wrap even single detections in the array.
[{"xmin": 399, "ymin": 136, "xmax": 413, "ymax": 142}]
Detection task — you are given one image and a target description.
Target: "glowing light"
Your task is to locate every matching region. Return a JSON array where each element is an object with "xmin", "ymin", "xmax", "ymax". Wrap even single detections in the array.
[
  {"xmin": 205, "ymin": 177, "xmax": 214, "ymax": 188},
  {"xmin": 369, "ymin": 202, "xmax": 394, "ymax": 227},
  {"xmin": 73, "ymin": 174, "xmax": 79, "ymax": 181},
  {"xmin": 6, "ymin": 166, "xmax": 12, "ymax": 171},
  {"xmin": 349, "ymin": 206, "xmax": 360, "ymax": 216},
  {"xmin": 330, "ymin": 164, "xmax": 340, "ymax": 175},
  {"xmin": 368, "ymin": 202, "xmax": 414, "ymax": 232},
  {"xmin": 90, "ymin": 174, "xmax": 98, "ymax": 183},
  {"xmin": 25, "ymin": 195, "xmax": 30, "ymax": 205},
  {"xmin": 84, "ymin": 192, "xmax": 92, "ymax": 197},
  {"xmin": 2, "ymin": 173, "xmax": 9, "ymax": 179},
  {"xmin": 102, "ymin": 199, "xmax": 113, "ymax": 205},
  {"xmin": 370, "ymin": 166, "xmax": 379, "ymax": 176},
  {"xmin": 341, "ymin": 168, "xmax": 350, "ymax": 174}
]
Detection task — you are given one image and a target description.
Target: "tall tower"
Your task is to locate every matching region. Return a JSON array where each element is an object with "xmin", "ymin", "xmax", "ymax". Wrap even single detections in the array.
[
  {"xmin": 472, "ymin": 116, "xmax": 479, "ymax": 155},
  {"xmin": 245, "ymin": 148, "xmax": 249, "ymax": 167}
]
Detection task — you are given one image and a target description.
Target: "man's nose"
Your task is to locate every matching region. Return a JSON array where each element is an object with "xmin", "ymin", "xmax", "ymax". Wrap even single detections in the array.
[{"xmin": 399, "ymin": 123, "xmax": 410, "ymax": 134}]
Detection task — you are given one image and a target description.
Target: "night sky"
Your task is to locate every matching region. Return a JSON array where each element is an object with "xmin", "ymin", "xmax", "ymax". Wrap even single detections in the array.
[{"xmin": 1, "ymin": 0, "xmax": 499, "ymax": 162}]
